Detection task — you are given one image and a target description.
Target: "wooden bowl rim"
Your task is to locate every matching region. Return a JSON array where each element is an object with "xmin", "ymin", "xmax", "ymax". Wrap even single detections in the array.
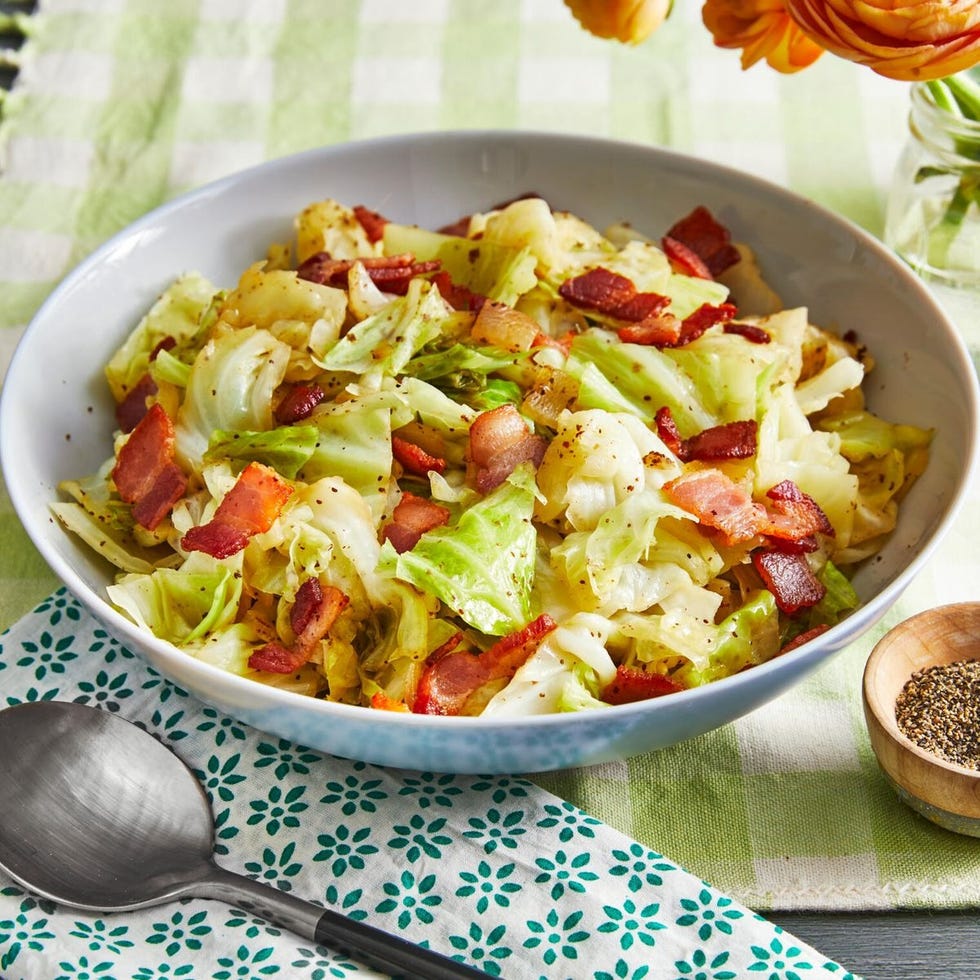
[{"xmin": 863, "ymin": 602, "xmax": 980, "ymax": 780}]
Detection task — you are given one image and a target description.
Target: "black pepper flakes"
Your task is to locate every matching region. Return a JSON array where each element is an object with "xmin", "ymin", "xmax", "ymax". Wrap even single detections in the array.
[{"xmin": 895, "ymin": 658, "xmax": 980, "ymax": 770}]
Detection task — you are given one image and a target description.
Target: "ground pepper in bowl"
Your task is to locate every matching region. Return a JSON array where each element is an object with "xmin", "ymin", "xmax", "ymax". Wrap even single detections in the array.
[{"xmin": 895, "ymin": 658, "xmax": 980, "ymax": 771}]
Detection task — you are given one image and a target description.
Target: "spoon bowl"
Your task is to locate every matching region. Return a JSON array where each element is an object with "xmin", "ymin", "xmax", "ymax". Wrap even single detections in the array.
[
  {"xmin": 0, "ymin": 700, "xmax": 214, "ymax": 910},
  {"xmin": 0, "ymin": 700, "xmax": 484, "ymax": 978}
]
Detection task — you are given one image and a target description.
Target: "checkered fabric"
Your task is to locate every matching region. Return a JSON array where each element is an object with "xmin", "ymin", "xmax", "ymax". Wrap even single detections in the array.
[{"xmin": 1, "ymin": 0, "xmax": 978, "ymax": 915}]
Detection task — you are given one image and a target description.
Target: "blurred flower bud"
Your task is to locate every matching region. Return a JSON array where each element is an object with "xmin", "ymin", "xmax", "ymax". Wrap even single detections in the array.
[
  {"xmin": 564, "ymin": 0, "xmax": 674, "ymax": 44},
  {"xmin": 703, "ymin": 0, "xmax": 824, "ymax": 71}
]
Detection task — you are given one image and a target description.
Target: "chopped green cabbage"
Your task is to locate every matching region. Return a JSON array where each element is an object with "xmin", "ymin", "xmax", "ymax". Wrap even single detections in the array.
[{"xmin": 54, "ymin": 193, "xmax": 933, "ymax": 716}]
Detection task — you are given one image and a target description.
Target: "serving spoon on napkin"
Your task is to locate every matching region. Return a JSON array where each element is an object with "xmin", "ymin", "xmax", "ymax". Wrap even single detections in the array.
[{"xmin": 0, "ymin": 700, "xmax": 485, "ymax": 978}]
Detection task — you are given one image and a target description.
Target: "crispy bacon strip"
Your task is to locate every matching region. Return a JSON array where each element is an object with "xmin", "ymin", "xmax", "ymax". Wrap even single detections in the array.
[
  {"xmin": 431, "ymin": 270, "xmax": 486, "ymax": 311},
  {"xmin": 724, "ymin": 321, "xmax": 771, "ymax": 344},
  {"xmin": 111, "ymin": 403, "xmax": 187, "ymax": 531},
  {"xmin": 248, "ymin": 579, "xmax": 349, "ymax": 674},
  {"xmin": 468, "ymin": 404, "xmax": 548, "ymax": 493},
  {"xmin": 246, "ymin": 641, "xmax": 307, "ymax": 675},
  {"xmin": 664, "ymin": 468, "xmax": 834, "ymax": 551},
  {"xmin": 655, "ymin": 408, "xmax": 757, "ymax": 462},
  {"xmin": 116, "ymin": 373, "xmax": 159, "ymax": 433},
  {"xmin": 412, "ymin": 614, "xmax": 558, "ymax": 715},
  {"xmin": 275, "ymin": 383, "xmax": 325, "ymax": 424},
  {"xmin": 661, "ymin": 235, "xmax": 713, "ymax": 279},
  {"xmin": 182, "ymin": 461, "xmax": 293, "ymax": 559},
  {"xmin": 382, "ymin": 491, "xmax": 451, "ymax": 553},
  {"xmin": 617, "ymin": 314, "xmax": 681, "ymax": 346},
  {"xmin": 675, "ymin": 302, "xmax": 738, "ymax": 346},
  {"xmin": 392, "ymin": 436, "xmax": 446, "ymax": 477},
  {"xmin": 779, "ymin": 623, "xmax": 831, "ymax": 654},
  {"xmin": 683, "ymin": 419, "xmax": 758, "ymax": 462},
  {"xmin": 654, "ymin": 406, "xmax": 685, "ymax": 457},
  {"xmin": 353, "ymin": 204, "xmax": 388, "ymax": 244},
  {"xmin": 752, "ymin": 548, "xmax": 826, "ymax": 615},
  {"xmin": 558, "ymin": 267, "xmax": 671, "ymax": 324},
  {"xmin": 297, "ymin": 252, "xmax": 441, "ymax": 295},
  {"xmin": 665, "ymin": 206, "xmax": 741, "ymax": 277},
  {"xmin": 761, "ymin": 479, "xmax": 835, "ymax": 542},
  {"xmin": 115, "ymin": 337, "xmax": 177, "ymax": 432},
  {"xmin": 663, "ymin": 468, "xmax": 765, "ymax": 545},
  {"xmin": 601, "ymin": 665, "xmax": 685, "ymax": 705}
]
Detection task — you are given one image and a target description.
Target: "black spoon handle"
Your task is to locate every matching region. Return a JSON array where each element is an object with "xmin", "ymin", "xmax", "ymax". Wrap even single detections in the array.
[
  {"xmin": 201, "ymin": 865, "xmax": 485, "ymax": 978},
  {"xmin": 315, "ymin": 906, "xmax": 485, "ymax": 978}
]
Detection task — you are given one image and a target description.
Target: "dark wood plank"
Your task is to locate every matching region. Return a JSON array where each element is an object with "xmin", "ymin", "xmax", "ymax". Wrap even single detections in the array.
[{"xmin": 769, "ymin": 910, "xmax": 980, "ymax": 980}]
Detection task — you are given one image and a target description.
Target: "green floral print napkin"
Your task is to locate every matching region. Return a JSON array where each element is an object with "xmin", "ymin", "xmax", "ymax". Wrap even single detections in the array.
[{"xmin": 0, "ymin": 590, "xmax": 856, "ymax": 979}]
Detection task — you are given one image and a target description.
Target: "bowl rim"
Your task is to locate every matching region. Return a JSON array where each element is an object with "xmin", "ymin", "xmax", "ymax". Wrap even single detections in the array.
[{"xmin": 3, "ymin": 128, "xmax": 979, "ymax": 737}]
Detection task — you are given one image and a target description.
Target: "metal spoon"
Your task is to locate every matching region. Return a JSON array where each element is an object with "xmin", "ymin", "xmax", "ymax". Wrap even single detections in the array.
[{"xmin": 0, "ymin": 700, "xmax": 485, "ymax": 978}]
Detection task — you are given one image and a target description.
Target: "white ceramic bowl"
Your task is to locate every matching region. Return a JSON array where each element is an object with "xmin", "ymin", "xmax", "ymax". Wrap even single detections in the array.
[{"xmin": 2, "ymin": 131, "xmax": 977, "ymax": 773}]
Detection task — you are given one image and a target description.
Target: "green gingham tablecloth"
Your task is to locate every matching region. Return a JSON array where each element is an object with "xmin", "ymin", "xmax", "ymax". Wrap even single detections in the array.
[{"xmin": 0, "ymin": 2, "xmax": 977, "ymax": 966}]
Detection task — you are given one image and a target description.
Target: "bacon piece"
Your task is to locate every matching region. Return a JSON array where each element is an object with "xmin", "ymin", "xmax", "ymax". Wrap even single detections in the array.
[
  {"xmin": 275, "ymin": 383, "xmax": 325, "ymax": 424},
  {"xmin": 293, "ymin": 580, "xmax": 349, "ymax": 655},
  {"xmin": 468, "ymin": 404, "xmax": 547, "ymax": 493},
  {"xmin": 762, "ymin": 479, "xmax": 835, "ymax": 542},
  {"xmin": 431, "ymin": 271, "xmax": 486, "ymax": 311},
  {"xmin": 617, "ymin": 313, "xmax": 681, "ymax": 346},
  {"xmin": 617, "ymin": 301, "xmax": 738, "ymax": 348},
  {"xmin": 353, "ymin": 204, "xmax": 388, "ymax": 244},
  {"xmin": 664, "ymin": 468, "xmax": 834, "ymax": 551},
  {"xmin": 182, "ymin": 461, "xmax": 293, "ymax": 559},
  {"xmin": 131, "ymin": 463, "xmax": 187, "ymax": 530},
  {"xmin": 115, "ymin": 337, "xmax": 177, "ymax": 432},
  {"xmin": 752, "ymin": 548, "xmax": 826, "ymax": 615},
  {"xmin": 654, "ymin": 406, "xmax": 685, "ymax": 457},
  {"xmin": 724, "ymin": 321, "xmax": 771, "ymax": 344},
  {"xmin": 779, "ymin": 623, "xmax": 830, "ymax": 654},
  {"xmin": 297, "ymin": 252, "xmax": 441, "ymax": 295},
  {"xmin": 683, "ymin": 419, "xmax": 757, "ymax": 462},
  {"xmin": 437, "ymin": 215, "xmax": 474, "ymax": 238},
  {"xmin": 248, "ymin": 579, "xmax": 349, "ymax": 674},
  {"xmin": 674, "ymin": 302, "xmax": 738, "ymax": 346},
  {"xmin": 382, "ymin": 491, "xmax": 451, "ymax": 553},
  {"xmin": 413, "ymin": 614, "xmax": 558, "ymax": 715},
  {"xmin": 247, "ymin": 641, "xmax": 307, "ymax": 675},
  {"xmin": 559, "ymin": 267, "xmax": 635, "ymax": 311},
  {"xmin": 116, "ymin": 373, "xmax": 159, "ymax": 433},
  {"xmin": 663, "ymin": 468, "xmax": 765, "ymax": 545},
  {"xmin": 654, "ymin": 408, "xmax": 756, "ymax": 462},
  {"xmin": 392, "ymin": 436, "xmax": 446, "ymax": 477},
  {"xmin": 665, "ymin": 206, "xmax": 741, "ymax": 277},
  {"xmin": 601, "ymin": 665, "xmax": 685, "ymax": 705},
  {"xmin": 661, "ymin": 235, "xmax": 713, "ymax": 279},
  {"xmin": 111, "ymin": 403, "xmax": 187, "ymax": 530}
]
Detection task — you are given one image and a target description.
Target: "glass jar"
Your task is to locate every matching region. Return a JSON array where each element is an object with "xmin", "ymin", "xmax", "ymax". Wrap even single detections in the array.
[{"xmin": 884, "ymin": 81, "xmax": 980, "ymax": 289}]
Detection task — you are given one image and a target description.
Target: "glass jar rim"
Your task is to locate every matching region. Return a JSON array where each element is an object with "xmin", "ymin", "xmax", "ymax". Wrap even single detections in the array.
[
  {"xmin": 911, "ymin": 81, "xmax": 980, "ymax": 140},
  {"xmin": 910, "ymin": 81, "xmax": 980, "ymax": 159}
]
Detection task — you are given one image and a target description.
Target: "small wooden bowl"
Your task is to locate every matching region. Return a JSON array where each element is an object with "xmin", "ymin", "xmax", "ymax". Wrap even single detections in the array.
[{"xmin": 863, "ymin": 602, "xmax": 980, "ymax": 837}]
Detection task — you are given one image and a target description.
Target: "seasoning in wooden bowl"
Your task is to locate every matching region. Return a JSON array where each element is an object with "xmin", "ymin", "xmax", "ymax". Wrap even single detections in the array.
[
  {"xmin": 895, "ymin": 659, "xmax": 980, "ymax": 771},
  {"xmin": 862, "ymin": 602, "xmax": 980, "ymax": 837}
]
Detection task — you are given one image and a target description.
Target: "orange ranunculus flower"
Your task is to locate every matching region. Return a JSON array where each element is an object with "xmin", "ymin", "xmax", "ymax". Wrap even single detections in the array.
[
  {"xmin": 702, "ymin": 0, "xmax": 826, "ymax": 72},
  {"xmin": 785, "ymin": 0, "xmax": 980, "ymax": 81},
  {"xmin": 564, "ymin": 0, "xmax": 673, "ymax": 44}
]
